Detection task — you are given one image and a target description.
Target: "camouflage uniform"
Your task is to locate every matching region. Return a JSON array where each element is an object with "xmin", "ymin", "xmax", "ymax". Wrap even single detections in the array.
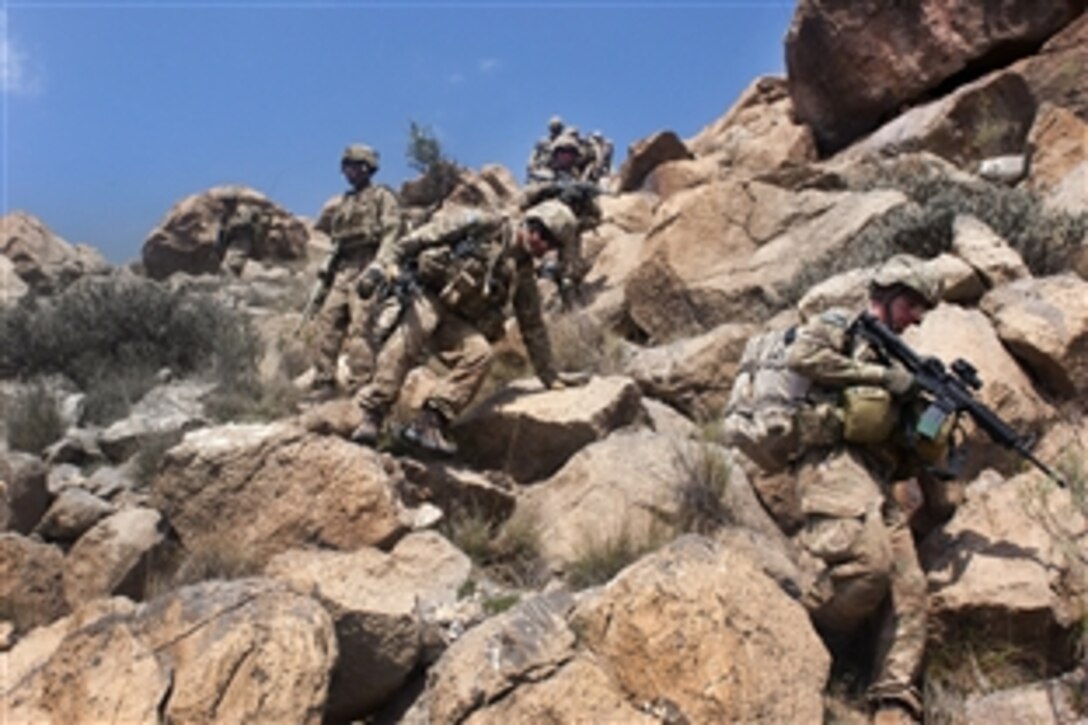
[
  {"xmin": 526, "ymin": 116, "xmax": 565, "ymax": 182},
  {"xmin": 786, "ymin": 306, "xmax": 927, "ymax": 717},
  {"xmin": 354, "ymin": 205, "xmax": 563, "ymax": 428},
  {"xmin": 312, "ymin": 169, "xmax": 402, "ymax": 391},
  {"xmin": 586, "ymin": 132, "xmax": 614, "ymax": 182},
  {"xmin": 218, "ymin": 203, "xmax": 265, "ymax": 276}
]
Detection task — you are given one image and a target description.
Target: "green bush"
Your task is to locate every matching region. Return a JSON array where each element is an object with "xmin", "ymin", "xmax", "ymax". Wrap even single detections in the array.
[
  {"xmin": 5, "ymin": 381, "xmax": 65, "ymax": 454},
  {"xmin": 407, "ymin": 120, "xmax": 462, "ymax": 202},
  {"xmin": 0, "ymin": 277, "xmax": 262, "ymax": 424}
]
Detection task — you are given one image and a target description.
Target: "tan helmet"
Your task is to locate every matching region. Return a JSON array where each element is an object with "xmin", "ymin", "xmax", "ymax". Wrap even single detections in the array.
[
  {"xmin": 548, "ymin": 115, "xmax": 564, "ymax": 133},
  {"xmin": 870, "ymin": 254, "xmax": 942, "ymax": 307},
  {"xmin": 550, "ymin": 132, "xmax": 581, "ymax": 155},
  {"xmin": 525, "ymin": 200, "xmax": 578, "ymax": 249},
  {"xmin": 342, "ymin": 144, "xmax": 379, "ymax": 170}
]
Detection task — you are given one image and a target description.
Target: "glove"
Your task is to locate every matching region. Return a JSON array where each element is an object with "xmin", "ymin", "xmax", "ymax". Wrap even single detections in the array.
[
  {"xmin": 883, "ymin": 365, "xmax": 915, "ymax": 396},
  {"xmin": 356, "ymin": 265, "xmax": 386, "ymax": 299}
]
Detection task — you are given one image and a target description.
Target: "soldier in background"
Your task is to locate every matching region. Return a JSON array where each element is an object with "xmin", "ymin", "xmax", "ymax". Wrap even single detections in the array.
[
  {"xmin": 586, "ymin": 131, "xmax": 614, "ymax": 182},
  {"xmin": 306, "ymin": 144, "xmax": 402, "ymax": 401},
  {"xmin": 351, "ymin": 200, "xmax": 586, "ymax": 455},
  {"xmin": 526, "ymin": 115, "xmax": 565, "ymax": 182},
  {"xmin": 217, "ymin": 197, "xmax": 266, "ymax": 277}
]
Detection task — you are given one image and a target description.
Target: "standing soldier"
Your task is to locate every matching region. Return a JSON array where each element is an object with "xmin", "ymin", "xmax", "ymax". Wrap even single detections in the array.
[
  {"xmin": 307, "ymin": 144, "xmax": 402, "ymax": 401},
  {"xmin": 350, "ymin": 200, "xmax": 584, "ymax": 455},
  {"xmin": 217, "ymin": 196, "xmax": 266, "ymax": 277},
  {"xmin": 587, "ymin": 131, "xmax": 614, "ymax": 182},
  {"xmin": 526, "ymin": 115, "xmax": 565, "ymax": 182},
  {"xmin": 724, "ymin": 255, "xmax": 946, "ymax": 725}
]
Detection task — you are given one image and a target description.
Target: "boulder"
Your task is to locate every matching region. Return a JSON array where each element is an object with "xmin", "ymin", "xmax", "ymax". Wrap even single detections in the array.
[
  {"xmin": 1026, "ymin": 103, "xmax": 1088, "ymax": 205},
  {"xmin": 453, "ymin": 376, "xmax": 645, "ymax": 484},
  {"xmin": 623, "ymin": 322, "xmax": 758, "ymax": 418},
  {"xmin": 980, "ymin": 274, "xmax": 1088, "ymax": 399},
  {"xmin": 922, "ymin": 471, "xmax": 1086, "ymax": 658},
  {"xmin": 0, "ymin": 211, "xmax": 110, "ymax": 294},
  {"xmin": 151, "ymin": 422, "xmax": 408, "ymax": 564},
  {"xmin": 785, "ymin": 0, "xmax": 1083, "ymax": 153},
  {"xmin": 398, "ymin": 458, "xmax": 517, "ymax": 524},
  {"xmin": 141, "ymin": 185, "xmax": 309, "ymax": 280},
  {"xmin": 642, "ymin": 156, "xmax": 720, "ymax": 201},
  {"xmin": 444, "ymin": 164, "xmax": 519, "ymax": 210},
  {"xmin": 686, "ymin": 75, "xmax": 817, "ymax": 174},
  {"xmin": 597, "ymin": 191, "xmax": 657, "ymax": 235},
  {"xmin": 572, "ymin": 536, "xmax": 829, "ymax": 723},
  {"xmin": 617, "ymin": 131, "xmax": 694, "ymax": 193},
  {"xmin": 1012, "ymin": 12, "xmax": 1088, "ymax": 121},
  {"xmin": 62, "ymin": 507, "xmax": 169, "ymax": 607},
  {"xmin": 964, "ymin": 673, "xmax": 1087, "ymax": 725},
  {"xmin": 849, "ymin": 70, "xmax": 1037, "ymax": 169},
  {"xmin": 34, "ymin": 487, "xmax": 115, "ymax": 544},
  {"xmin": 977, "ymin": 154, "xmax": 1029, "ymax": 185},
  {"xmin": 135, "ymin": 579, "xmax": 337, "ymax": 724},
  {"xmin": 950, "ymin": 214, "xmax": 1030, "ymax": 288},
  {"xmin": 515, "ymin": 430, "xmax": 787, "ymax": 574},
  {"xmin": 0, "ymin": 452, "xmax": 50, "ymax": 534},
  {"xmin": 266, "ymin": 532, "xmax": 471, "ymax": 719},
  {"xmin": 0, "ymin": 534, "xmax": 68, "ymax": 634},
  {"xmin": 98, "ymin": 380, "xmax": 212, "ymax": 463},
  {"xmin": 578, "ymin": 229, "xmax": 647, "ymax": 326}
]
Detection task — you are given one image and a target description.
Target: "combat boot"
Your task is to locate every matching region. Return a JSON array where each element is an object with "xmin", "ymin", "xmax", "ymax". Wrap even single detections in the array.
[
  {"xmin": 400, "ymin": 407, "xmax": 458, "ymax": 457},
  {"xmin": 351, "ymin": 408, "xmax": 385, "ymax": 448}
]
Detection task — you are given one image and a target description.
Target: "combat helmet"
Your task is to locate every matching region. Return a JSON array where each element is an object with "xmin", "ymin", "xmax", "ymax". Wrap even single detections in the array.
[
  {"xmin": 548, "ymin": 115, "xmax": 564, "ymax": 134},
  {"xmin": 342, "ymin": 144, "xmax": 380, "ymax": 171},
  {"xmin": 525, "ymin": 200, "xmax": 578, "ymax": 249},
  {"xmin": 870, "ymin": 254, "xmax": 942, "ymax": 308},
  {"xmin": 550, "ymin": 132, "xmax": 581, "ymax": 155}
]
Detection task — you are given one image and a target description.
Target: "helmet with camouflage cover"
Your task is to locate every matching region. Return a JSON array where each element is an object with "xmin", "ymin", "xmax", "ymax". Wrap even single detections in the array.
[
  {"xmin": 342, "ymin": 144, "xmax": 380, "ymax": 170},
  {"xmin": 870, "ymin": 254, "xmax": 942, "ymax": 307},
  {"xmin": 548, "ymin": 115, "xmax": 564, "ymax": 133},
  {"xmin": 525, "ymin": 200, "xmax": 578, "ymax": 249},
  {"xmin": 550, "ymin": 132, "xmax": 581, "ymax": 155}
]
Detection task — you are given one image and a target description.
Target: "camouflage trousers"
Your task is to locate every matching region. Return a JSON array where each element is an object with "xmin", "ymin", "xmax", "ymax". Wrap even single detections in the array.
[
  {"xmin": 794, "ymin": 448, "xmax": 927, "ymax": 709},
  {"xmin": 312, "ymin": 253, "xmax": 378, "ymax": 391},
  {"xmin": 354, "ymin": 290, "xmax": 493, "ymax": 422}
]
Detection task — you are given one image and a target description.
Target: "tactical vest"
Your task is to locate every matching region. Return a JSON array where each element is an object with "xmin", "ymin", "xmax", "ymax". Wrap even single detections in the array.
[{"xmin": 330, "ymin": 186, "xmax": 393, "ymax": 252}]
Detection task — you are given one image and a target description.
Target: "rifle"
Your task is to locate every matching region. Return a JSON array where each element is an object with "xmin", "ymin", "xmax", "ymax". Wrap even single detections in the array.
[
  {"xmin": 364, "ymin": 263, "xmax": 419, "ymax": 344},
  {"xmin": 295, "ymin": 241, "xmax": 343, "ymax": 335},
  {"xmin": 851, "ymin": 312, "xmax": 1068, "ymax": 487}
]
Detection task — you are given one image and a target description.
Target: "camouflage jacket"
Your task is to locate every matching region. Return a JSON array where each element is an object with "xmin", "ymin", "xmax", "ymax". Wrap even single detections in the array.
[
  {"xmin": 329, "ymin": 184, "xmax": 401, "ymax": 254},
  {"xmin": 787, "ymin": 307, "xmax": 891, "ymax": 390},
  {"xmin": 376, "ymin": 207, "xmax": 557, "ymax": 385}
]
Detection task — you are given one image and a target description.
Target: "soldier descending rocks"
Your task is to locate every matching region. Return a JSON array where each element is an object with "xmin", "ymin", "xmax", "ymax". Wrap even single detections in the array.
[
  {"xmin": 724, "ymin": 255, "xmax": 946, "ymax": 725},
  {"xmin": 350, "ymin": 200, "xmax": 587, "ymax": 456},
  {"xmin": 306, "ymin": 144, "xmax": 402, "ymax": 402},
  {"xmin": 525, "ymin": 115, "xmax": 565, "ymax": 183}
]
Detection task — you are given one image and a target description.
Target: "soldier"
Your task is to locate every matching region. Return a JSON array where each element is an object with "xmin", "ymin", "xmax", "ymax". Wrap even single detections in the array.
[
  {"xmin": 586, "ymin": 131, "xmax": 614, "ymax": 182},
  {"xmin": 217, "ymin": 196, "xmax": 265, "ymax": 277},
  {"xmin": 726, "ymin": 255, "xmax": 944, "ymax": 725},
  {"xmin": 307, "ymin": 144, "xmax": 402, "ymax": 401},
  {"xmin": 526, "ymin": 115, "xmax": 565, "ymax": 182},
  {"xmin": 350, "ymin": 200, "xmax": 584, "ymax": 455}
]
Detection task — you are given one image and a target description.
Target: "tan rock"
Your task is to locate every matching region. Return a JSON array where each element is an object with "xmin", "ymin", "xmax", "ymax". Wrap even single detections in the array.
[
  {"xmin": 63, "ymin": 507, "xmax": 167, "ymax": 607},
  {"xmin": 266, "ymin": 532, "xmax": 470, "ymax": 719},
  {"xmin": 0, "ymin": 452, "xmax": 50, "ymax": 534},
  {"xmin": 579, "ymin": 229, "xmax": 646, "ymax": 326},
  {"xmin": 135, "ymin": 578, "xmax": 336, "ymax": 724},
  {"xmin": 572, "ymin": 535, "xmax": 828, "ymax": 724},
  {"xmin": 0, "ymin": 211, "xmax": 110, "ymax": 294},
  {"xmin": 922, "ymin": 471, "xmax": 1086, "ymax": 639},
  {"xmin": 453, "ymin": 376, "xmax": 645, "ymax": 483},
  {"xmin": 980, "ymin": 274, "xmax": 1088, "ymax": 399},
  {"xmin": 141, "ymin": 185, "xmax": 309, "ymax": 280},
  {"xmin": 0, "ymin": 534, "xmax": 68, "ymax": 634},
  {"xmin": 951, "ymin": 214, "xmax": 1030, "ymax": 288},
  {"xmin": 643, "ymin": 156, "xmax": 719, "ymax": 200},
  {"xmin": 929, "ymin": 252, "xmax": 987, "ymax": 304},
  {"xmin": 444, "ymin": 164, "xmax": 519, "ymax": 210},
  {"xmin": 1027, "ymin": 103, "xmax": 1088, "ymax": 197},
  {"xmin": 398, "ymin": 458, "xmax": 516, "ymax": 524},
  {"xmin": 0, "ymin": 254, "xmax": 29, "ymax": 307},
  {"xmin": 617, "ymin": 130, "xmax": 694, "ymax": 193},
  {"xmin": 34, "ymin": 487, "xmax": 115, "ymax": 544},
  {"xmin": 1012, "ymin": 13, "xmax": 1088, "ymax": 121},
  {"xmin": 623, "ymin": 322, "xmax": 758, "ymax": 418},
  {"xmin": 785, "ymin": 0, "xmax": 1083, "ymax": 153},
  {"xmin": 597, "ymin": 190, "xmax": 657, "ymax": 234},
  {"xmin": 964, "ymin": 674, "xmax": 1086, "ymax": 725},
  {"xmin": 151, "ymin": 422, "xmax": 408, "ymax": 564}
]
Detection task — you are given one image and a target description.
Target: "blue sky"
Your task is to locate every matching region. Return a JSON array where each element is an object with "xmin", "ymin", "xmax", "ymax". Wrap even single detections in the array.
[{"xmin": 3, "ymin": 1, "xmax": 796, "ymax": 263}]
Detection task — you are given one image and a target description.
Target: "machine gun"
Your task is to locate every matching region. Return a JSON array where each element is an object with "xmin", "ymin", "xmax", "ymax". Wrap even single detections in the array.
[
  {"xmin": 850, "ymin": 312, "xmax": 1068, "ymax": 487},
  {"xmin": 295, "ymin": 241, "xmax": 343, "ymax": 335}
]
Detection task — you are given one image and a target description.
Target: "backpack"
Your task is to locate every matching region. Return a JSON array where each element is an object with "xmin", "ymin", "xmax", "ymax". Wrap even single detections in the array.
[{"xmin": 722, "ymin": 327, "xmax": 811, "ymax": 474}]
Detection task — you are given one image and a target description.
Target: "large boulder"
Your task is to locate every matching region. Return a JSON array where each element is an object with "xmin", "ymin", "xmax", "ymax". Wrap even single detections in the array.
[
  {"xmin": 0, "ymin": 211, "xmax": 110, "ymax": 294},
  {"xmin": 980, "ymin": 274, "xmax": 1088, "ymax": 399},
  {"xmin": 151, "ymin": 422, "xmax": 409, "ymax": 564},
  {"xmin": 950, "ymin": 214, "xmax": 1030, "ymax": 288},
  {"xmin": 922, "ymin": 471, "xmax": 1086, "ymax": 659},
  {"xmin": 623, "ymin": 321, "xmax": 758, "ymax": 418},
  {"xmin": 33, "ymin": 487, "xmax": 115, "ymax": 544},
  {"xmin": 687, "ymin": 75, "xmax": 818, "ymax": 175},
  {"xmin": 443, "ymin": 164, "xmax": 519, "ymax": 210},
  {"xmin": 97, "ymin": 380, "xmax": 213, "ymax": 463},
  {"xmin": 62, "ymin": 507, "xmax": 169, "ymax": 607},
  {"xmin": 0, "ymin": 254, "xmax": 29, "ymax": 307},
  {"xmin": 0, "ymin": 534, "xmax": 69, "ymax": 635},
  {"xmin": 141, "ymin": 185, "xmax": 309, "ymax": 280},
  {"xmin": 964, "ymin": 673, "xmax": 1086, "ymax": 725},
  {"xmin": 785, "ymin": 0, "xmax": 1084, "ymax": 153},
  {"xmin": 617, "ymin": 131, "xmax": 694, "ymax": 193},
  {"xmin": 1025, "ymin": 102, "xmax": 1088, "ymax": 214},
  {"xmin": 572, "ymin": 536, "xmax": 829, "ymax": 723},
  {"xmin": 0, "ymin": 452, "xmax": 50, "ymax": 535},
  {"xmin": 453, "ymin": 376, "xmax": 645, "ymax": 484},
  {"xmin": 1012, "ymin": 12, "xmax": 1088, "ymax": 121},
  {"xmin": 266, "ymin": 532, "xmax": 470, "ymax": 719}
]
